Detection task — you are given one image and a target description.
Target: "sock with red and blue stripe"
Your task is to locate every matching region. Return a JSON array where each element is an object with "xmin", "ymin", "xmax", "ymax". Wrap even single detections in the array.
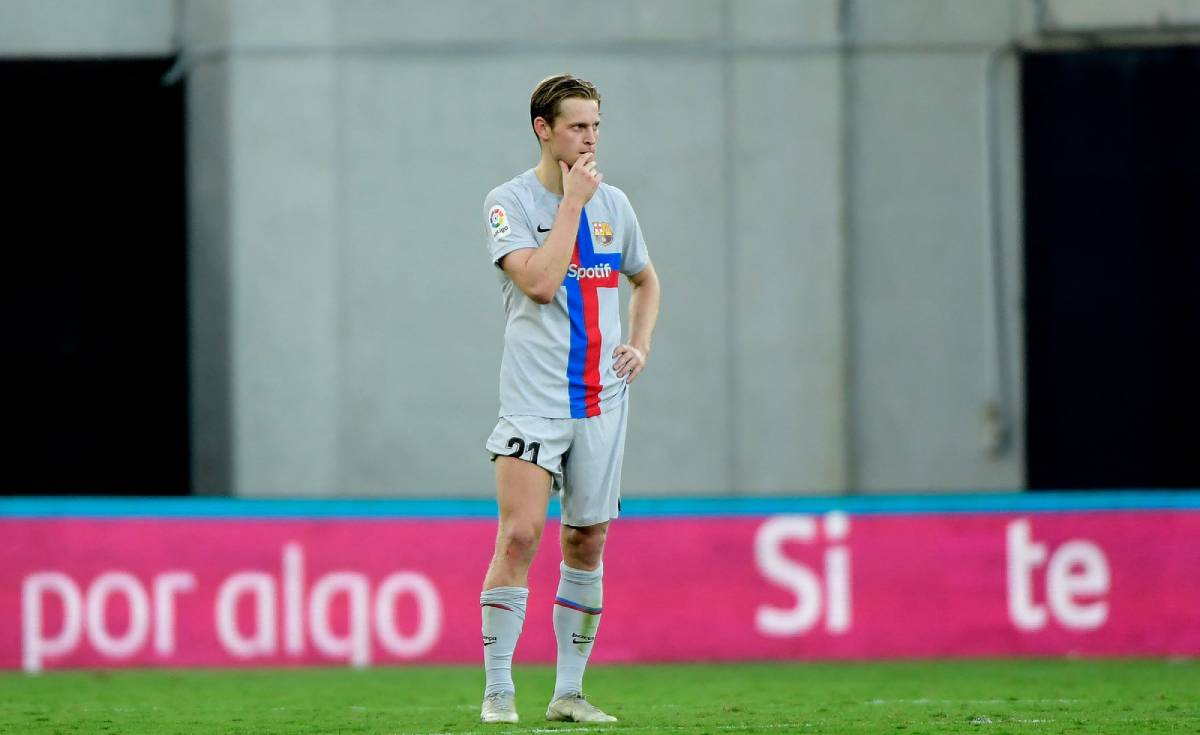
[{"xmin": 552, "ymin": 562, "xmax": 603, "ymax": 700}]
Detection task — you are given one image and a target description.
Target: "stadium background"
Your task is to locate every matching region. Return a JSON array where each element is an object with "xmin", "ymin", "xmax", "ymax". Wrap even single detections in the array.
[
  {"xmin": 5, "ymin": 0, "xmax": 1199, "ymax": 498},
  {"xmin": 3, "ymin": 0, "xmax": 1200, "ymax": 705}
]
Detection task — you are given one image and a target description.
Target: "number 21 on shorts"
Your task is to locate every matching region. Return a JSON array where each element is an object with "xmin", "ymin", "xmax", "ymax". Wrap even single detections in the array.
[{"xmin": 506, "ymin": 437, "xmax": 541, "ymax": 465}]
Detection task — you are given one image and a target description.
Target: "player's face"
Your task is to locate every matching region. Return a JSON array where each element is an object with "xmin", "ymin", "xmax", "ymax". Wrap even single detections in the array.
[{"xmin": 545, "ymin": 97, "xmax": 600, "ymax": 167}]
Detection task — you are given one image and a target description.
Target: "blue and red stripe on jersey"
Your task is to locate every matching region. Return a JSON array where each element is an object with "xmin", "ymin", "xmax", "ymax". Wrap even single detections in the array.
[{"xmin": 564, "ymin": 207, "xmax": 621, "ymax": 419}]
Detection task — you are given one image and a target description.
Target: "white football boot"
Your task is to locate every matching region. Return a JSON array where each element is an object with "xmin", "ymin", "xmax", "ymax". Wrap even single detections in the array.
[
  {"xmin": 480, "ymin": 691, "xmax": 519, "ymax": 724},
  {"xmin": 545, "ymin": 692, "xmax": 618, "ymax": 723}
]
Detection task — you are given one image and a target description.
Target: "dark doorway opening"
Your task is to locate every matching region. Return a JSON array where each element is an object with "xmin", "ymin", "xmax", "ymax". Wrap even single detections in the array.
[
  {"xmin": 0, "ymin": 59, "xmax": 189, "ymax": 495},
  {"xmin": 1022, "ymin": 47, "xmax": 1200, "ymax": 490}
]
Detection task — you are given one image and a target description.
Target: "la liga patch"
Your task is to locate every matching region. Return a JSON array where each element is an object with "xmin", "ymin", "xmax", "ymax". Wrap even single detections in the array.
[{"xmin": 489, "ymin": 205, "xmax": 512, "ymax": 241}]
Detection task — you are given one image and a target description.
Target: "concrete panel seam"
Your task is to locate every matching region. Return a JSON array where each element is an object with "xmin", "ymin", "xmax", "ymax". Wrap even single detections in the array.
[
  {"xmin": 980, "ymin": 47, "xmax": 1018, "ymax": 461},
  {"xmin": 721, "ymin": 0, "xmax": 739, "ymax": 494},
  {"xmin": 159, "ymin": 37, "xmax": 1020, "ymax": 85},
  {"xmin": 837, "ymin": 0, "xmax": 855, "ymax": 494}
]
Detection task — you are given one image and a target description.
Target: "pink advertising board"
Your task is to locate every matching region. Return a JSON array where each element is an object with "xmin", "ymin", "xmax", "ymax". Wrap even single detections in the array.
[{"xmin": 2, "ymin": 496, "xmax": 1198, "ymax": 672}]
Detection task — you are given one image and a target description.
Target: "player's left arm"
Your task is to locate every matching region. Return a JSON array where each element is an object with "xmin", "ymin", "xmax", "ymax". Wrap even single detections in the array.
[{"xmin": 613, "ymin": 261, "xmax": 660, "ymax": 384}]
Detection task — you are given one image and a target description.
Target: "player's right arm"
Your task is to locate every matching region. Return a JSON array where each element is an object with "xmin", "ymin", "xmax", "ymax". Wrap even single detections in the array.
[{"xmin": 500, "ymin": 154, "xmax": 601, "ymax": 304}]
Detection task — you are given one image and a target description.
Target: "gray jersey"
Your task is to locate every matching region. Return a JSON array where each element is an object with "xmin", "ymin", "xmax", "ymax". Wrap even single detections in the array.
[{"xmin": 484, "ymin": 169, "xmax": 649, "ymax": 419}]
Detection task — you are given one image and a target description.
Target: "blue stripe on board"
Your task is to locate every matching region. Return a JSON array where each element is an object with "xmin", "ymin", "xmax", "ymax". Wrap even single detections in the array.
[
  {"xmin": 0, "ymin": 497, "xmax": 507, "ymax": 519},
  {"xmin": 616, "ymin": 492, "xmax": 1200, "ymax": 516},
  {"xmin": 2, "ymin": 492, "xmax": 1200, "ymax": 519}
]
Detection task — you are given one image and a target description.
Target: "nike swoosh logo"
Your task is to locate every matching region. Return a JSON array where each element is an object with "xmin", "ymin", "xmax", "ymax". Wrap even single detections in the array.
[{"xmin": 537, "ymin": 225, "xmax": 551, "ymax": 233}]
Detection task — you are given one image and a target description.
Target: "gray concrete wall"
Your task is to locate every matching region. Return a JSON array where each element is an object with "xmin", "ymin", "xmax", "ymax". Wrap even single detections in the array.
[
  {"xmin": 9, "ymin": 0, "xmax": 1199, "ymax": 496},
  {"xmin": 183, "ymin": 0, "xmax": 342, "ymax": 496},
  {"xmin": 1040, "ymin": 0, "xmax": 1200, "ymax": 29},
  {"xmin": 182, "ymin": 0, "xmax": 851, "ymax": 496},
  {"xmin": 845, "ymin": 1, "xmax": 1025, "ymax": 492},
  {"xmin": 0, "ymin": 0, "xmax": 174, "ymax": 55},
  {"xmin": 729, "ymin": 3, "xmax": 847, "ymax": 493}
]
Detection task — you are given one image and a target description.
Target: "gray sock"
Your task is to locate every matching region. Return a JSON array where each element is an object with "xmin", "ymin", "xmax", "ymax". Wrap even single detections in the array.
[
  {"xmin": 552, "ymin": 562, "xmax": 603, "ymax": 700},
  {"xmin": 481, "ymin": 586, "xmax": 528, "ymax": 697}
]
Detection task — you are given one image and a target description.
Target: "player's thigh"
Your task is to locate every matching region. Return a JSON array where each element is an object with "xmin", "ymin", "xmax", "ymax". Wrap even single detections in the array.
[
  {"xmin": 487, "ymin": 415, "xmax": 571, "ymax": 529},
  {"xmin": 486, "ymin": 415, "xmax": 569, "ymax": 487},
  {"xmin": 494, "ymin": 456, "xmax": 552, "ymax": 533},
  {"xmin": 561, "ymin": 399, "xmax": 628, "ymax": 528}
]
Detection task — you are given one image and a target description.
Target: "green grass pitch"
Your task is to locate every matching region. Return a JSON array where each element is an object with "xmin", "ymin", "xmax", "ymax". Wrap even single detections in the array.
[{"xmin": 2, "ymin": 659, "xmax": 1197, "ymax": 734}]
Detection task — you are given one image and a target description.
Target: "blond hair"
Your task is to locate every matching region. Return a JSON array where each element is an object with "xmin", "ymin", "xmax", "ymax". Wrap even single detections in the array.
[{"xmin": 530, "ymin": 74, "xmax": 601, "ymax": 138}]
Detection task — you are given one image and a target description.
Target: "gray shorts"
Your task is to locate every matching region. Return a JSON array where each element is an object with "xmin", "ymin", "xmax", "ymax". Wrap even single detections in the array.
[{"xmin": 485, "ymin": 397, "xmax": 628, "ymax": 527}]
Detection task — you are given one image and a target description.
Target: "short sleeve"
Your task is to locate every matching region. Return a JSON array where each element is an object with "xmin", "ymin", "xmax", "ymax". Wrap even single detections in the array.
[
  {"xmin": 614, "ymin": 188, "xmax": 649, "ymax": 276},
  {"xmin": 484, "ymin": 187, "xmax": 537, "ymax": 268}
]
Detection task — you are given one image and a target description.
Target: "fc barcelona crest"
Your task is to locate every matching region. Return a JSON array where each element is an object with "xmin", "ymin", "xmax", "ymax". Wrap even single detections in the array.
[{"xmin": 592, "ymin": 221, "xmax": 614, "ymax": 245}]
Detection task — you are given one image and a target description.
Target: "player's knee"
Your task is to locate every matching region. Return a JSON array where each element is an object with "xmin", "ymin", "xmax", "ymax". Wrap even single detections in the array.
[
  {"xmin": 499, "ymin": 523, "xmax": 542, "ymax": 561},
  {"xmin": 563, "ymin": 525, "xmax": 607, "ymax": 566}
]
